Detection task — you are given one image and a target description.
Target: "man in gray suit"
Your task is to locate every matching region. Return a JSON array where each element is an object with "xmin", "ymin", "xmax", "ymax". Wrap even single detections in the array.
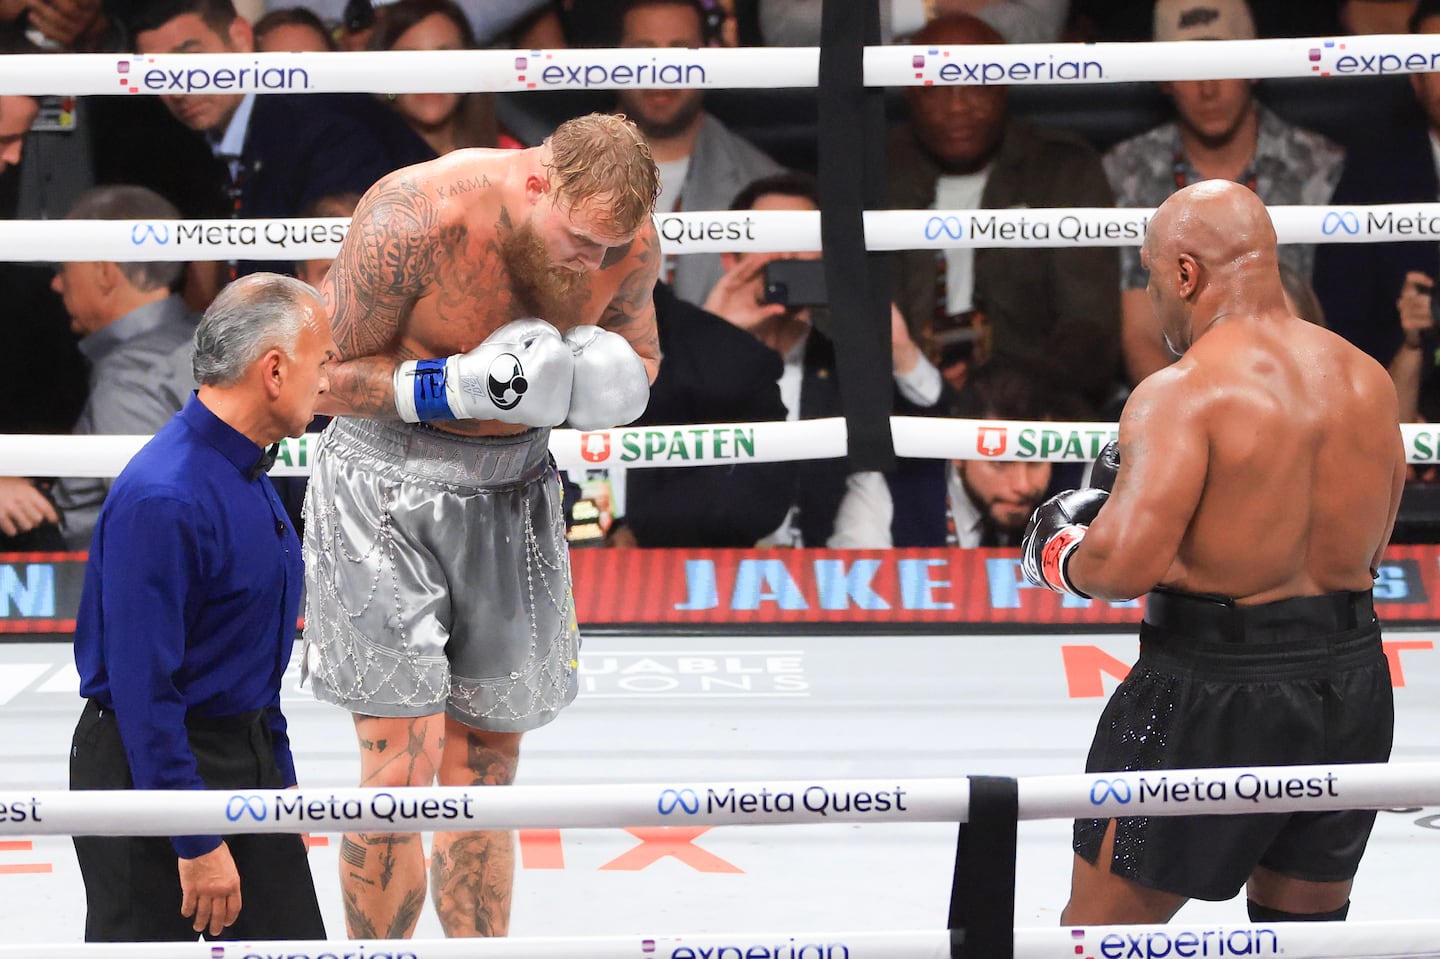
[{"xmin": 48, "ymin": 186, "xmax": 198, "ymax": 548}]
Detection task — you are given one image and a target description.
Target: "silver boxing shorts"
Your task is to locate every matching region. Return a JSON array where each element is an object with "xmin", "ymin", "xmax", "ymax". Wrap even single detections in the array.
[{"xmin": 301, "ymin": 417, "xmax": 579, "ymax": 732}]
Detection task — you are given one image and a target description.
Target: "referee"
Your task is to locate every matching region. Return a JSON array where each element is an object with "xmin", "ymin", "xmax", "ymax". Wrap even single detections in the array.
[{"xmin": 70, "ymin": 273, "xmax": 336, "ymax": 941}]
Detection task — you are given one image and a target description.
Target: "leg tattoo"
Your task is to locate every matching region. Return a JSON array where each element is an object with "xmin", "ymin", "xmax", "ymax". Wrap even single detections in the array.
[
  {"xmin": 342, "ymin": 715, "xmax": 442, "ymax": 939},
  {"xmin": 433, "ymin": 729, "xmax": 520, "ymax": 937}
]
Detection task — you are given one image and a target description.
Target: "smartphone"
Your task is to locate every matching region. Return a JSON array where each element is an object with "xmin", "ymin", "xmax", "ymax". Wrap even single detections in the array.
[
  {"xmin": 1418, "ymin": 280, "xmax": 1440, "ymax": 326},
  {"xmin": 762, "ymin": 259, "xmax": 827, "ymax": 307}
]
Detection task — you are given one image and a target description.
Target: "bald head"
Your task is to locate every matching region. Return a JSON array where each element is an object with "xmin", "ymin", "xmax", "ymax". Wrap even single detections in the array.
[
  {"xmin": 1146, "ymin": 179, "xmax": 1278, "ymax": 277},
  {"xmin": 1142, "ymin": 180, "xmax": 1287, "ymax": 353},
  {"xmin": 911, "ymin": 12, "xmax": 1004, "ymax": 46}
]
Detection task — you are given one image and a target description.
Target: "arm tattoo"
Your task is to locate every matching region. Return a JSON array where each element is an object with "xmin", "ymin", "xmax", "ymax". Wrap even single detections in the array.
[
  {"xmin": 599, "ymin": 229, "xmax": 660, "ymax": 332},
  {"xmin": 599, "ymin": 229, "xmax": 662, "ymax": 369},
  {"xmin": 324, "ymin": 175, "xmax": 441, "ymax": 416}
]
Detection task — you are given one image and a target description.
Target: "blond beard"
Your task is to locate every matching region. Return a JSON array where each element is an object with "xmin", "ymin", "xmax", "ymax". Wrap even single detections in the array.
[{"xmin": 501, "ymin": 220, "xmax": 591, "ymax": 322}]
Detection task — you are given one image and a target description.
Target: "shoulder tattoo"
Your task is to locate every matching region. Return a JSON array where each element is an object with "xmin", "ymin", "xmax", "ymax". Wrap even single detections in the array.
[
  {"xmin": 328, "ymin": 176, "xmax": 442, "ymax": 357},
  {"xmin": 600, "ymin": 230, "xmax": 661, "ymax": 329}
]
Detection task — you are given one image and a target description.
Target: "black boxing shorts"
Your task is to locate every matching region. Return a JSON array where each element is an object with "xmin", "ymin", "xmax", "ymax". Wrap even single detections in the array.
[{"xmin": 1073, "ymin": 587, "xmax": 1394, "ymax": 902}]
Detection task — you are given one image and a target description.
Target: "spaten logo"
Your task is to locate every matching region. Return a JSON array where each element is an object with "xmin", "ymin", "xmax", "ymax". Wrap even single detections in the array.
[
  {"xmin": 977, "ymin": 426, "xmax": 1008, "ymax": 457},
  {"xmin": 580, "ymin": 432, "xmax": 612, "ymax": 463}
]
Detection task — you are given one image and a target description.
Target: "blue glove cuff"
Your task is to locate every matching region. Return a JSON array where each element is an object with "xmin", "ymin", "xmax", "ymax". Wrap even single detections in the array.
[{"xmin": 412, "ymin": 358, "xmax": 455, "ymax": 421}]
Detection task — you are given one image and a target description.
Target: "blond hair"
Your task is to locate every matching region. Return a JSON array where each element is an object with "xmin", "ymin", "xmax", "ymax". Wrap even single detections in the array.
[{"xmin": 544, "ymin": 113, "xmax": 660, "ymax": 235}]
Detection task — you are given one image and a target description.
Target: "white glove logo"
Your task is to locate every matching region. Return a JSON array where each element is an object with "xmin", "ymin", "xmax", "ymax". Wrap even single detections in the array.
[{"xmin": 485, "ymin": 353, "xmax": 529, "ymax": 410}]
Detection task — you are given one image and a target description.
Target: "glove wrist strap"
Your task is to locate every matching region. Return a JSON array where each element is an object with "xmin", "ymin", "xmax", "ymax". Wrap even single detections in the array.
[
  {"xmin": 1042, "ymin": 525, "xmax": 1092, "ymax": 598},
  {"xmin": 394, "ymin": 358, "xmax": 458, "ymax": 423}
]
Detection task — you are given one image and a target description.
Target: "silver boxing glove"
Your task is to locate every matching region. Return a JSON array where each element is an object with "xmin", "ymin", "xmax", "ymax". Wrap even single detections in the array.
[
  {"xmin": 563, "ymin": 326, "xmax": 650, "ymax": 432},
  {"xmin": 394, "ymin": 318, "xmax": 575, "ymax": 426}
]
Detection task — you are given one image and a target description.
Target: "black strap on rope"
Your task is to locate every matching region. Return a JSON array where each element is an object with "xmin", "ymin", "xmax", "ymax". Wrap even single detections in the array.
[
  {"xmin": 816, "ymin": 0, "xmax": 896, "ymax": 472},
  {"xmin": 948, "ymin": 775, "xmax": 1019, "ymax": 959}
]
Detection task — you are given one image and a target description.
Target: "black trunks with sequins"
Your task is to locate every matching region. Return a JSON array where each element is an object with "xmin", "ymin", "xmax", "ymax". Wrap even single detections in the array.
[{"xmin": 1073, "ymin": 587, "xmax": 1393, "ymax": 901}]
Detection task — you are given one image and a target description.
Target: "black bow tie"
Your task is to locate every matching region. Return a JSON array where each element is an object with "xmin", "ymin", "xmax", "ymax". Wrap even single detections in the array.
[{"xmin": 248, "ymin": 443, "xmax": 279, "ymax": 482}]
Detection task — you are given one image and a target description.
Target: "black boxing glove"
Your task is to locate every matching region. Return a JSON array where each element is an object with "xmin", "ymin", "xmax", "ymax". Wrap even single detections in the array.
[
  {"xmin": 1020, "ymin": 488, "xmax": 1110, "ymax": 597},
  {"xmin": 1089, "ymin": 439, "xmax": 1120, "ymax": 493}
]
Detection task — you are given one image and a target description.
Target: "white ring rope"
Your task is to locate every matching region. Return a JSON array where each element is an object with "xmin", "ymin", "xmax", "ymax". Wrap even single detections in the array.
[
  {"xmin": 1, "ymin": 762, "xmax": 1435, "ymax": 837},
  {"xmin": 0, "ymin": 35, "xmax": 1433, "ymax": 97},
  {"xmin": 3, "ymin": 924, "xmax": 1440, "ymax": 959},
  {"xmin": 4, "ymin": 30, "xmax": 1434, "ymax": 959},
  {"xmin": 8, "ymin": 418, "xmax": 1440, "ymax": 477},
  {"xmin": 4, "ymin": 205, "xmax": 1432, "ymax": 262}
]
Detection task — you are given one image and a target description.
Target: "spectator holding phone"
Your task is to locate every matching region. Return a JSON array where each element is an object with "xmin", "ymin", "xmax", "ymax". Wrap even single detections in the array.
[
  {"xmin": 688, "ymin": 171, "xmax": 944, "ymax": 547},
  {"xmin": 2, "ymin": 0, "xmax": 114, "ymax": 50},
  {"xmin": 1316, "ymin": 3, "xmax": 1440, "ymax": 395},
  {"xmin": 1392, "ymin": 272, "xmax": 1440, "ymax": 430}
]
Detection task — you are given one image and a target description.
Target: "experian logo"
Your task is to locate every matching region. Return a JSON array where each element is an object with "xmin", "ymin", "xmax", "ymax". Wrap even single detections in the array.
[
  {"xmin": 664, "ymin": 940, "xmax": 851, "ymax": 959},
  {"xmin": 513, "ymin": 51, "xmax": 707, "ymax": 89},
  {"xmin": 913, "ymin": 47, "xmax": 1103, "ymax": 85},
  {"xmin": 238, "ymin": 950, "xmax": 418, "ymax": 959},
  {"xmin": 1307, "ymin": 38, "xmax": 1440, "ymax": 77},
  {"xmin": 1072, "ymin": 926, "xmax": 1280, "ymax": 959},
  {"xmin": 116, "ymin": 56, "xmax": 311, "ymax": 94}
]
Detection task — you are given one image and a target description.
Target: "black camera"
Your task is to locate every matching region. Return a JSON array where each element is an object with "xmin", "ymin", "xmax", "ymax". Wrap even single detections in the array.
[
  {"xmin": 762, "ymin": 259, "xmax": 827, "ymax": 307},
  {"xmin": 1418, "ymin": 280, "xmax": 1440, "ymax": 326}
]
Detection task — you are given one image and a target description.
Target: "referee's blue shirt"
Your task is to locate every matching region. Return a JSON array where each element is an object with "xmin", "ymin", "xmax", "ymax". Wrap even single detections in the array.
[{"xmin": 74, "ymin": 394, "xmax": 303, "ymax": 859}]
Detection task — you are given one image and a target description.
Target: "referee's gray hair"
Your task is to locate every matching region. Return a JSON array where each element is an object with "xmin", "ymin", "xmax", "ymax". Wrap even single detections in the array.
[
  {"xmin": 192, "ymin": 273, "xmax": 321, "ymax": 387},
  {"xmin": 64, "ymin": 185, "xmax": 184, "ymax": 292}
]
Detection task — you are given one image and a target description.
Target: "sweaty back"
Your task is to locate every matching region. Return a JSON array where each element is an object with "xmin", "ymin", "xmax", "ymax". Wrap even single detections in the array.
[{"xmin": 1172, "ymin": 316, "xmax": 1400, "ymax": 599}]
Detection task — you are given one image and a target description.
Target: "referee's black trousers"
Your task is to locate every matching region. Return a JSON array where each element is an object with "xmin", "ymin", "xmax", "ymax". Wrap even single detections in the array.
[{"xmin": 70, "ymin": 699, "xmax": 327, "ymax": 942}]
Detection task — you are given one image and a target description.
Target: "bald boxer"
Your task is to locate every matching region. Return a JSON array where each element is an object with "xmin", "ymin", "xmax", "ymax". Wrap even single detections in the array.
[
  {"xmin": 302, "ymin": 113, "xmax": 660, "ymax": 939},
  {"xmin": 1023, "ymin": 180, "xmax": 1405, "ymax": 924}
]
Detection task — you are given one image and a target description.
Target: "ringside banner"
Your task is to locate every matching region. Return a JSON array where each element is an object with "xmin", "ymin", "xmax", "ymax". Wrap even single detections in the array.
[
  {"xmin": 8, "ymin": 36, "xmax": 1440, "ymax": 96},
  {"xmin": 33, "ymin": 414, "xmax": 1440, "ymax": 477},
  {"xmin": 8, "ymin": 207, "xmax": 1440, "ymax": 261},
  {"xmin": 4, "ymin": 763, "xmax": 1437, "ymax": 836},
  {"xmin": 6, "ymin": 546, "xmax": 1440, "ymax": 636}
]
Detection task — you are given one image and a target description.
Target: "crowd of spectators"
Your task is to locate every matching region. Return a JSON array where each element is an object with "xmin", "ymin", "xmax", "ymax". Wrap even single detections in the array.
[{"xmin": 5, "ymin": 0, "xmax": 1440, "ymax": 551}]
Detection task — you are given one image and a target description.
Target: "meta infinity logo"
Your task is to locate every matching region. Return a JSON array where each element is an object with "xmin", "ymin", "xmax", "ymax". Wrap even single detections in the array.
[
  {"xmin": 1321, "ymin": 211, "xmax": 1361, "ymax": 236},
  {"xmin": 657, "ymin": 788, "xmax": 701, "ymax": 815},
  {"xmin": 924, "ymin": 215, "xmax": 964, "ymax": 241},
  {"xmin": 130, "ymin": 222, "xmax": 170, "ymax": 246},
  {"xmin": 1089, "ymin": 778, "xmax": 1133, "ymax": 806},
  {"xmin": 225, "ymin": 795, "xmax": 268, "ymax": 822}
]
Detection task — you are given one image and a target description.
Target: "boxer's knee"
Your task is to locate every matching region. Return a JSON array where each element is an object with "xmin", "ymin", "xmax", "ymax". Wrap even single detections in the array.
[
  {"xmin": 352, "ymin": 713, "xmax": 445, "ymax": 787},
  {"xmin": 1248, "ymin": 899, "xmax": 1350, "ymax": 922}
]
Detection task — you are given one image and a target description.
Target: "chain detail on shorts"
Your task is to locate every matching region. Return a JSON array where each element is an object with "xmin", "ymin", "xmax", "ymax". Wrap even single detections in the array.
[
  {"xmin": 304, "ymin": 479, "xmax": 448, "ymax": 712},
  {"xmin": 301, "ymin": 418, "xmax": 580, "ymax": 732}
]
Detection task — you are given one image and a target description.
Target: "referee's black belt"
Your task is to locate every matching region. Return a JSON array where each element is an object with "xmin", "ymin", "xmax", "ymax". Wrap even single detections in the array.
[{"xmin": 87, "ymin": 698, "xmax": 265, "ymax": 731}]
